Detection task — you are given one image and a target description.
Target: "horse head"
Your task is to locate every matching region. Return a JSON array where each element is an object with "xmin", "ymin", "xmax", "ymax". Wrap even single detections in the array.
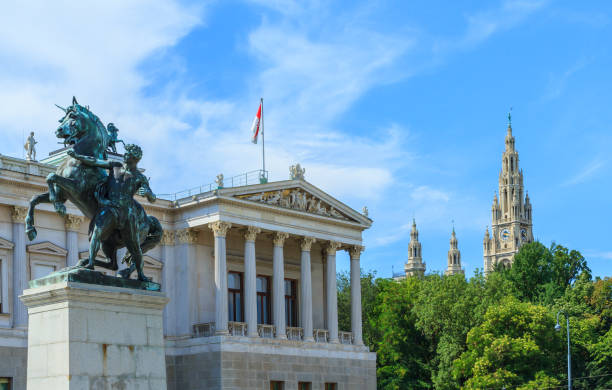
[{"xmin": 56, "ymin": 97, "xmax": 109, "ymax": 158}]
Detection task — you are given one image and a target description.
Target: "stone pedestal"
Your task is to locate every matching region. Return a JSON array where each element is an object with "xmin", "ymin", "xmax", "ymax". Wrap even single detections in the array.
[{"xmin": 20, "ymin": 281, "xmax": 169, "ymax": 389}]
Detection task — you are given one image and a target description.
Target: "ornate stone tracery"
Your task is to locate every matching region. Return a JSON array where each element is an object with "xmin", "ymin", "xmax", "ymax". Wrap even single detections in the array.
[
  {"xmin": 11, "ymin": 206, "xmax": 28, "ymax": 224},
  {"xmin": 209, "ymin": 221, "xmax": 232, "ymax": 238},
  {"xmin": 300, "ymin": 236, "xmax": 316, "ymax": 252},
  {"xmin": 244, "ymin": 226, "xmax": 261, "ymax": 242},
  {"xmin": 176, "ymin": 228, "xmax": 199, "ymax": 244},
  {"xmin": 64, "ymin": 214, "xmax": 84, "ymax": 232},
  {"xmin": 160, "ymin": 230, "xmax": 175, "ymax": 246},
  {"xmin": 238, "ymin": 188, "xmax": 351, "ymax": 221}
]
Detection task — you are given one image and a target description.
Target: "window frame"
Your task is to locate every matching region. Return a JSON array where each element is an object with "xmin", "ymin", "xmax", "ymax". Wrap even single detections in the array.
[
  {"xmin": 284, "ymin": 278, "xmax": 298, "ymax": 327},
  {"xmin": 298, "ymin": 382, "xmax": 311, "ymax": 390},
  {"xmin": 270, "ymin": 380, "xmax": 284, "ymax": 390},
  {"xmin": 324, "ymin": 383, "xmax": 337, "ymax": 390},
  {"xmin": 256, "ymin": 275, "xmax": 271, "ymax": 325},
  {"xmin": 228, "ymin": 271, "xmax": 244, "ymax": 322},
  {"xmin": 0, "ymin": 377, "xmax": 11, "ymax": 390}
]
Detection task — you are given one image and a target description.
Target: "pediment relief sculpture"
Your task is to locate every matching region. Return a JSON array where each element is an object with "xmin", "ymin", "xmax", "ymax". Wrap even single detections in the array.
[{"xmin": 236, "ymin": 188, "xmax": 352, "ymax": 221}]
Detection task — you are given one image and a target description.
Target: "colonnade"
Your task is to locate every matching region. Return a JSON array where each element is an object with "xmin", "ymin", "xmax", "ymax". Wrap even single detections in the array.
[{"xmin": 208, "ymin": 221, "xmax": 364, "ymax": 344}]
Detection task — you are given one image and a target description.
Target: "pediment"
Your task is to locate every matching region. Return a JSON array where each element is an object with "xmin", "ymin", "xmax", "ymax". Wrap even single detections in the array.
[
  {"xmin": 224, "ymin": 180, "xmax": 371, "ymax": 225},
  {"xmin": 27, "ymin": 241, "xmax": 68, "ymax": 257},
  {"xmin": 0, "ymin": 236, "xmax": 14, "ymax": 250}
]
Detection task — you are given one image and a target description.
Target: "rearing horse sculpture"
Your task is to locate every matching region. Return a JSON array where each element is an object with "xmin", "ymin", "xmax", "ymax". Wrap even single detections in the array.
[{"xmin": 25, "ymin": 97, "xmax": 162, "ymax": 280}]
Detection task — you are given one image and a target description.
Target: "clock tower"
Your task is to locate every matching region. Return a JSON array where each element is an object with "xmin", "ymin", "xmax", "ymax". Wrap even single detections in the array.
[{"xmin": 483, "ymin": 113, "xmax": 533, "ymax": 274}]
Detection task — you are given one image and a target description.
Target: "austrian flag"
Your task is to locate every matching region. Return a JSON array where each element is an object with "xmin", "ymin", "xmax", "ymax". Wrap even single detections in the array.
[{"xmin": 251, "ymin": 102, "xmax": 262, "ymax": 144}]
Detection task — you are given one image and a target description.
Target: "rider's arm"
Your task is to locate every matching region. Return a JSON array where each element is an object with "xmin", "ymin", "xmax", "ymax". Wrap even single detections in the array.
[
  {"xmin": 137, "ymin": 174, "xmax": 156, "ymax": 203},
  {"xmin": 67, "ymin": 150, "xmax": 121, "ymax": 169}
]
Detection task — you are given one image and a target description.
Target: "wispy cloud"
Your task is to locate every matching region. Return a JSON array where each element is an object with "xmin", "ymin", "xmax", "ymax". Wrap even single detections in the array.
[
  {"xmin": 543, "ymin": 58, "xmax": 591, "ymax": 100},
  {"xmin": 562, "ymin": 158, "xmax": 606, "ymax": 187}
]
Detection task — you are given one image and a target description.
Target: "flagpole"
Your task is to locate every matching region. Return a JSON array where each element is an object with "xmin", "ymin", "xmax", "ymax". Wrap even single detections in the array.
[{"xmin": 261, "ymin": 97, "xmax": 266, "ymax": 181}]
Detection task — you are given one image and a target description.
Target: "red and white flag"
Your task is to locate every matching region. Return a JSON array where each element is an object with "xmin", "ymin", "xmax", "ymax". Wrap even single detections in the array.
[{"xmin": 251, "ymin": 102, "xmax": 262, "ymax": 144}]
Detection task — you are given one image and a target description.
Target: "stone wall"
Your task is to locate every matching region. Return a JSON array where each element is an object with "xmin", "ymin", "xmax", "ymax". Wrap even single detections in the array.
[
  {"xmin": 0, "ymin": 347, "xmax": 27, "ymax": 390},
  {"xmin": 166, "ymin": 348, "xmax": 376, "ymax": 390}
]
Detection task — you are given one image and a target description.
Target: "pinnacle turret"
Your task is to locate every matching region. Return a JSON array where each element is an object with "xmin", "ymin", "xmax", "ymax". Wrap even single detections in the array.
[
  {"xmin": 446, "ymin": 227, "xmax": 463, "ymax": 276},
  {"xmin": 404, "ymin": 219, "xmax": 425, "ymax": 277}
]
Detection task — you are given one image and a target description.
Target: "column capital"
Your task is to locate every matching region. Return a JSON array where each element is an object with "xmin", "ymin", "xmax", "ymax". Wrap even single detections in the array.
[
  {"xmin": 324, "ymin": 241, "xmax": 342, "ymax": 255},
  {"xmin": 300, "ymin": 236, "xmax": 316, "ymax": 251},
  {"xmin": 176, "ymin": 228, "xmax": 199, "ymax": 244},
  {"xmin": 349, "ymin": 245, "xmax": 364, "ymax": 260},
  {"xmin": 244, "ymin": 226, "xmax": 261, "ymax": 242},
  {"xmin": 11, "ymin": 206, "xmax": 28, "ymax": 224},
  {"xmin": 273, "ymin": 232, "xmax": 289, "ymax": 247},
  {"xmin": 209, "ymin": 221, "xmax": 232, "ymax": 238},
  {"xmin": 160, "ymin": 230, "xmax": 175, "ymax": 246},
  {"xmin": 64, "ymin": 214, "xmax": 84, "ymax": 232}
]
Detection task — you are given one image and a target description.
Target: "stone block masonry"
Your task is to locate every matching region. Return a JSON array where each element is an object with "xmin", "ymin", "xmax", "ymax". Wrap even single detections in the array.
[
  {"xmin": 165, "ymin": 336, "xmax": 376, "ymax": 390},
  {"xmin": 20, "ymin": 281, "xmax": 169, "ymax": 389}
]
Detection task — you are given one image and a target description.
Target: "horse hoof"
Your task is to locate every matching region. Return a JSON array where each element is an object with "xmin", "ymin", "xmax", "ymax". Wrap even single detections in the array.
[
  {"xmin": 54, "ymin": 202, "xmax": 66, "ymax": 216},
  {"xmin": 118, "ymin": 269, "xmax": 131, "ymax": 279},
  {"xmin": 26, "ymin": 227, "xmax": 37, "ymax": 241}
]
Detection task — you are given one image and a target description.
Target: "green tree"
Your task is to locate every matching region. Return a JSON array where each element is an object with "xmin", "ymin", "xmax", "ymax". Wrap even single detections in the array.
[
  {"xmin": 452, "ymin": 298, "xmax": 563, "ymax": 389},
  {"xmin": 374, "ymin": 277, "xmax": 432, "ymax": 389}
]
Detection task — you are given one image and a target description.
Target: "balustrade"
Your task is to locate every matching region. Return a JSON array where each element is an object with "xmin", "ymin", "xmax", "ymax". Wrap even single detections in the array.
[
  {"xmin": 228, "ymin": 321, "xmax": 247, "ymax": 336},
  {"xmin": 257, "ymin": 324, "xmax": 276, "ymax": 339},
  {"xmin": 193, "ymin": 322, "xmax": 215, "ymax": 337},
  {"xmin": 286, "ymin": 327, "xmax": 303, "ymax": 341},
  {"xmin": 313, "ymin": 329, "xmax": 329, "ymax": 343}
]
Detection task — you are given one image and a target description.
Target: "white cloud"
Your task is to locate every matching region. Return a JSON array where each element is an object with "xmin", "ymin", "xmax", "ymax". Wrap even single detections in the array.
[{"xmin": 562, "ymin": 159, "xmax": 606, "ymax": 187}]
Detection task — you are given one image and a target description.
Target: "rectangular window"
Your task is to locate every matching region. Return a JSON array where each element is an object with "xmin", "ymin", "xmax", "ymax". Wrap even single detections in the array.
[
  {"xmin": 284, "ymin": 278, "xmax": 297, "ymax": 327},
  {"xmin": 228, "ymin": 272, "xmax": 243, "ymax": 322},
  {"xmin": 270, "ymin": 381, "xmax": 284, "ymax": 390},
  {"xmin": 324, "ymin": 384, "xmax": 337, "ymax": 390},
  {"xmin": 0, "ymin": 378, "xmax": 10, "ymax": 390},
  {"xmin": 298, "ymin": 382, "xmax": 311, "ymax": 390},
  {"xmin": 256, "ymin": 275, "xmax": 271, "ymax": 324}
]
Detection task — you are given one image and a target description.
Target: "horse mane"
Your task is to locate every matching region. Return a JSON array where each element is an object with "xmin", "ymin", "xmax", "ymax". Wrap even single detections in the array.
[{"xmin": 76, "ymin": 104, "xmax": 110, "ymax": 152}]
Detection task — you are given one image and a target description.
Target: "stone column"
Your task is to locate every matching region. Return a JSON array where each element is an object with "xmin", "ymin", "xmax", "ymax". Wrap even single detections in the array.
[
  {"xmin": 300, "ymin": 237, "xmax": 316, "ymax": 342},
  {"xmin": 272, "ymin": 232, "xmax": 289, "ymax": 339},
  {"xmin": 350, "ymin": 245, "xmax": 364, "ymax": 345},
  {"xmin": 12, "ymin": 206, "xmax": 28, "ymax": 328},
  {"xmin": 64, "ymin": 214, "xmax": 83, "ymax": 267},
  {"xmin": 325, "ymin": 241, "xmax": 342, "ymax": 343},
  {"xmin": 160, "ymin": 230, "xmax": 176, "ymax": 337},
  {"xmin": 175, "ymin": 228, "xmax": 199, "ymax": 338},
  {"xmin": 244, "ymin": 226, "xmax": 260, "ymax": 337},
  {"xmin": 210, "ymin": 221, "xmax": 232, "ymax": 335}
]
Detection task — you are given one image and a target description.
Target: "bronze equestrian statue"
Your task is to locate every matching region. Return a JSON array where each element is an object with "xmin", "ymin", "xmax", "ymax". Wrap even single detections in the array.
[{"xmin": 25, "ymin": 97, "xmax": 162, "ymax": 281}]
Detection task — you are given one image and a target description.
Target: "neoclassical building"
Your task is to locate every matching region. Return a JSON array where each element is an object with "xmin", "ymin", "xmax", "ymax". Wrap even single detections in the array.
[
  {"xmin": 483, "ymin": 117, "xmax": 534, "ymax": 274},
  {"xmin": 0, "ymin": 149, "xmax": 375, "ymax": 389}
]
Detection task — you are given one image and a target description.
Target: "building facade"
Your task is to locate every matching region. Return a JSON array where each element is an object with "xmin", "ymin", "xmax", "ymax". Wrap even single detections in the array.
[
  {"xmin": 0, "ymin": 150, "xmax": 375, "ymax": 390},
  {"xmin": 483, "ymin": 117, "xmax": 533, "ymax": 274}
]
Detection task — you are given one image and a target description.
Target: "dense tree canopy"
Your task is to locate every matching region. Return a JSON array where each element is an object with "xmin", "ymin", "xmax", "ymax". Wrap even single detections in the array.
[{"xmin": 337, "ymin": 241, "xmax": 611, "ymax": 389}]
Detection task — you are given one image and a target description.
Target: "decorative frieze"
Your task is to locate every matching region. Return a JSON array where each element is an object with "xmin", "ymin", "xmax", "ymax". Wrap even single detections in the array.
[
  {"xmin": 160, "ymin": 230, "xmax": 175, "ymax": 246},
  {"xmin": 209, "ymin": 221, "xmax": 232, "ymax": 238},
  {"xmin": 237, "ymin": 188, "xmax": 351, "ymax": 221},
  {"xmin": 300, "ymin": 236, "xmax": 316, "ymax": 252},
  {"xmin": 11, "ymin": 206, "xmax": 28, "ymax": 224},
  {"xmin": 273, "ymin": 232, "xmax": 289, "ymax": 247},
  {"xmin": 176, "ymin": 228, "xmax": 199, "ymax": 245},
  {"xmin": 244, "ymin": 226, "xmax": 261, "ymax": 242},
  {"xmin": 64, "ymin": 214, "xmax": 84, "ymax": 232}
]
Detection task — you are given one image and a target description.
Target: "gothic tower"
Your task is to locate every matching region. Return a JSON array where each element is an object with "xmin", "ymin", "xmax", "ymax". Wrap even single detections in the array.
[
  {"xmin": 404, "ymin": 219, "xmax": 426, "ymax": 277},
  {"xmin": 483, "ymin": 113, "xmax": 533, "ymax": 274},
  {"xmin": 445, "ymin": 227, "xmax": 464, "ymax": 276}
]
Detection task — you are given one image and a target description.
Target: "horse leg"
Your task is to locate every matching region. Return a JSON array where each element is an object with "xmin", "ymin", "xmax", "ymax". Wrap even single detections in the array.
[
  {"xmin": 25, "ymin": 192, "xmax": 51, "ymax": 241},
  {"xmin": 100, "ymin": 240, "xmax": 119, "ymax": 271},
  {"xmin": 123, "ymin": 218, "xmax": 149, "ymax": 282},
  {"xmin": 46, "ymin": 173, "xmax": 78, "ymax": 216},
  {"xmin": 79, "ymin": 211, "xmax": 115, "ymax": 270}
]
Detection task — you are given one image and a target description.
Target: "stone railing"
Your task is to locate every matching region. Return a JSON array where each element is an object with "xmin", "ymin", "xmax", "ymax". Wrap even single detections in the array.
[
  {"xmin": 286, "ymin": 327, "xmax": 303, "ymax": 341},
  {"xmin": 339, "ymin": 331, "xmax": 353, "ymax": 345},
  {"xmin": 0, "ymin": 154, "xmax": 55, "ymax": 177},
  {"xmin": 257, "ymin": 324, "xmax": 276, "ymax": 339},
  {"xmin": 313, "ymin": 329, "xmax": 329, "ymax": 343},
  {"xmin": 228, "ymin": 321, "xmax": 247, "ymax": 336},
  {"xmin": 193, "ymin": 322, "xmax": 215, "ymax": 337}
]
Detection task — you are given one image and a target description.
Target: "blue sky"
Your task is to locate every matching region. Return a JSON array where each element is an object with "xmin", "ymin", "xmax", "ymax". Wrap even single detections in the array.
[{"xmin": 0, "ymin": 0, "xmax": 610, "ymax": 278}]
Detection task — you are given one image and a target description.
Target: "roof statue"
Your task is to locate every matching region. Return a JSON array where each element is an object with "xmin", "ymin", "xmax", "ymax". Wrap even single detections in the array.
[
  {"xmin": 290, "ymin": 163, "xmax": 305, "ymax": 180},
  {"xmin": 362, "ymin": 206, "xmax": 369, "ymax": 218},
  {"xmin": 25, "ymin": 97, "xmax": 162, "ymax": 290},
  {"xmin": 24, "ymin": 131, "xmax": 37, "ymax": 161},
  {"xmin": 216, "ymin": 173, "xmax": 224, "ymax": 189}
]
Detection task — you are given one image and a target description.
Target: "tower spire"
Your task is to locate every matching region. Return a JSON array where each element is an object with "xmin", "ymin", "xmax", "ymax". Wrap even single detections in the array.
[{"xmin": 404, "ymin": 218, "xmax": 425, "ymax": 277}]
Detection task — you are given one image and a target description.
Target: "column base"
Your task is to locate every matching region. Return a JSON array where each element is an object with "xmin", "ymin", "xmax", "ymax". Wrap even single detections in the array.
[
  {"xmin": 276, "ymin": 334, "xmax": 287, "ymax": 340},
  {"xmin": 328, "ymin": 337, "xmax": 339, "ymax": 344},
  {"xmin": 215, "ymin": 330, "xmax": 230, "ymax": 336},
  {"xmin": 303, "ymin": 337, "xmax": 315, "ymax": 342}
]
